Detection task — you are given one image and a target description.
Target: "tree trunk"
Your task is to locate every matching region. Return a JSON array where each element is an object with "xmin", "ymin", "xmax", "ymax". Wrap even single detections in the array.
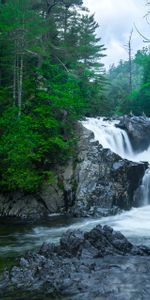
[
  {"xmin": 64, "ymin": 5, "xmax": 68, "ymax": 37},
  {"xmin": 18, "ymin": 55, "xmax": 23, "ymax": 117},
  {"xmin": 128, "ymin": 29, "xmax": 133, "ymax": 92},
  {"xmin": 13, "ymin": 55, "xmax": 17, "ymax": 106}
]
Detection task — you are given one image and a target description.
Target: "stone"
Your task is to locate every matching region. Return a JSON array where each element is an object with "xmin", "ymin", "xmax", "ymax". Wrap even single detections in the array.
[
  {"xmin": 1, "ymin": 225, "xmax": 150, "ymax": 299},
  {"xmin": 116, "ymin": 115, "xmax": 150, "ymax": 151},
  {"xmin": 70, "ymin": 123, "xmax": 147, "ymax": 217},
  {"xmin": 60, "ymin": 229, "xmax": 85, "ymax": 256},
  {"xmin": 40, "ymin": 184, "xmax": 64, "ymax": 213},
  {"xmin": 0, "ymin": 164, "xmax": 73, "ymax": 221},
  {"xmin": 0, "ymin": 193, "xmax": 48, "ymax": 221},
  {"xmin": 0, "ymin": 116, "xmax": 149, "ymax": 221}
]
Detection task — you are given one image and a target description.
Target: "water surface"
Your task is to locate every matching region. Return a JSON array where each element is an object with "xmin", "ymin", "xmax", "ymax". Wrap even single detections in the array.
[
  {"xmin": 1, "ymin": 117, "xmax": 150, "ymax": 271},
  {"xmin": 1, "ymin": 205, "xmax": 150, "ymax": 272}
]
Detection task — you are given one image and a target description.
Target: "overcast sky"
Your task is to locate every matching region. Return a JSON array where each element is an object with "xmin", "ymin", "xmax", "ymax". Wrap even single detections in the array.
[{"xmin": 84, "ymin": 0, "xmax": 150, "ymax": 69}]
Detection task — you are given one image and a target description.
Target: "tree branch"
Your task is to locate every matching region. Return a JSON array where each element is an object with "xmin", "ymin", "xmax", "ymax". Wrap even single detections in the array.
[
  {"xmin": 134, "ymin": 23, "xmax": 150, "ymax": 42},
  {"xmin": 54, "ymin": 55, "xmax": 70, "ymax": 73},
  {"xmin": 46, "ymin": 0, "xmax": 58, "ymax": 15}
]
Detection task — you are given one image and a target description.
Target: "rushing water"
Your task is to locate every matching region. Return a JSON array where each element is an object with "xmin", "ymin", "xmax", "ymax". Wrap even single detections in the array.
[
  {"xmin": 82, "ymin": 118, "xmax": 134, "ymax": 160},
  {"xmin": 82, "ymin": 117, "xmax": 150, "ymax": 207},
  {"xmin": 1, "ymin": 117, "xmax": 150, "ymax": 270},
  {"xmin": 1, "ymin": 206, "xmax": 150, "ymax": 270},
  {"xmin": 82, "ymin": 117, "xmax": 150, "ymax": 162},
  {"xmin": 136, "ymin": 167, "xmax": 150, "ymax": 206},
  {"xmin": 81, "ymin": 117, "xmax": 150, "ymax": 246}
]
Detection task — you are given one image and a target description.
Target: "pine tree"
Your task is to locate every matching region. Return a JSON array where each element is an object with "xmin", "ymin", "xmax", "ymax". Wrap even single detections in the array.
[
  {"xmin": 0, "ymin": 0, "xmax": 46, "ymax": 115},
  {"xmin": 76, "ymin": 14, "xmax": 106, "ymax": 115},
  {"xmin": 0, "ymin": 0, "xmax": 107, "ymax": 191}
]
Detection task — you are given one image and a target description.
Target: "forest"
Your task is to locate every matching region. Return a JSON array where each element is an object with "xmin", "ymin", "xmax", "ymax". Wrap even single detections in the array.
[
  {"xmin": 0, "ymin": 0, "xmax": 150, "ymax": 193},
  {"xmin": 1, "ymin": 1, "xmax": 150, "ymax": 299}
]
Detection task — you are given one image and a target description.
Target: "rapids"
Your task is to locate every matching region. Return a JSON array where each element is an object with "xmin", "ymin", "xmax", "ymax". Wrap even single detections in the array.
[
  {"xmin": 1, "ymin": 117, "xmax": 150, "ymax": 269},
  {"xmin": 1, "ymin": 205, "xmax": 150, "ymax": 268},
  {"xmin": 82, "ymin": 117, "xmax": 150, "ymax": 162},
  {"xmin": 82, "ymin": 117, "xmax": 150, "ymax": 207}
]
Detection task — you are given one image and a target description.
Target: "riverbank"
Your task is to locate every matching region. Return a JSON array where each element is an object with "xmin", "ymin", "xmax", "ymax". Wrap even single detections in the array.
[
  {"xmin": 2, "ymin": 256, "xmax": 150, "ymax": 300},
  {"xmin": 0, "ymin": 115, "xmax": 149, "ymax": 222},
  {"xmin": 1, "ymin": 224, "xmax": 150, "ymax": 300},
  {"xmin": 0, "ymin": 115, "xmax": 150, "ymax": 298}
]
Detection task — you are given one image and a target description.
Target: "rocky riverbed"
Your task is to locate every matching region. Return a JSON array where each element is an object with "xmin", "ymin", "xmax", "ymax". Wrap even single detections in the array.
[
  {"xmin": 0, "ymin": 114, "xmax": 150, "ymax": 298},
  {"xmin": 1, "ymin": 225, "xmax": 150, "ymax": 300}
]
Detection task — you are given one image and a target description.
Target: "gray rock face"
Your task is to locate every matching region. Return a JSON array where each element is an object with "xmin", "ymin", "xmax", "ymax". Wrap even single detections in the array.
[
  {"xmin": 1, "ymin": 225, "xmax": 150, "ymax": 299},
  {"xmin": 0, "ymin": 190, "xmax": 64, "ymax": 222},
  {"xmin": 116, "ymin": 115, "xmax": 150, "ymax": 151},
  {"xmin": 0, "ymin": 117, "xmax": 149, "ymax": 221},
  {"xmin": 70, "ymin": 124, "xmax": 147, "ymax": 217},
  {"xmin": 0, "ymin": 162, "xmax": 74, "ymax": 221},
  {"xmin": 0, "ymin": 193, "xmax": 48, "ymax": 221}
]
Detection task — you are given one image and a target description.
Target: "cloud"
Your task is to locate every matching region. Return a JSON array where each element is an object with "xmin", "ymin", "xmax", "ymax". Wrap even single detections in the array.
[
  {"xmin": 83, "ymin": 0, "xmax": 149, "ymax": 68},
  {"xmin": 103, "ymin": 39, "xmax": 128, "ymax": 67}
]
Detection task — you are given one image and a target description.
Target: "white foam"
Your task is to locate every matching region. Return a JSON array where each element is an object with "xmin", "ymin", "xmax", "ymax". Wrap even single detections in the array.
[{"xmin": 82, "ymin": 117, "xmax": 150, "ymax": 163}]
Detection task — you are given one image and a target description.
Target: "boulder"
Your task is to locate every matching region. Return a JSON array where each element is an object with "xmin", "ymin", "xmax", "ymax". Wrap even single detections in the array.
[
  {"xmin": 70, "ymin": 124, "xmax": 147, "ymax": 217},
  {"xmin": 116, "ymin": 115, "xmax": 150, "ymax": 151},
  {"xmin": 0, "ymin": 116, "xmax": 149, "ymax": 221},
  {"xmin": 0, "ymin": 192, "xmax": 48, "ymax": 221},
  {"xmin": 1, "ymin": 225, "xmax": 150, "ymax": 299},
  {"xmin": 0, "ymin": 162, "xmax": 74, "ymax": 222}
]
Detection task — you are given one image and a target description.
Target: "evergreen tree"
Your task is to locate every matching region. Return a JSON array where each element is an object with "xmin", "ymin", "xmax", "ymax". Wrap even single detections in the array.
[
  {"xmin": 128, "ymin": 48, "xmax": 150, "ymax": 115},
  {"xmin": 0, "ymin": 0, "xmax": 46, "ymax": 114},
  {"xmin": 76, "ymin": 14, "xmax": 106, "ymax": 115},
  {"xmin": 106, "ymin": 58, "xmax": 143, "ymax": 115},
  {"xmin": 0, "ymin": 0, "xmax": 106, "ymax": 191}
]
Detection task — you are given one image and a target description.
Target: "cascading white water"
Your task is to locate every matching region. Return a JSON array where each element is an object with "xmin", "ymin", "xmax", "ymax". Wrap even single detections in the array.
[
  {"xmin": 137, "ymin": 167, "xmax": 150, "ymax": 206},
  {"xmin": 82, "ymin": 117, "xmax": 150, "ymax": 162},
  {"xmin": 135, "ymin": 145, "xmax": 150, "ymax": 162},
  {"xmin": 1, "ymin": 117, "xmax": 150, "ymax": 261},
  {"xmin": 82, "ymin": 117, "xmax": 150, "ymax": 206},
  {"xmin": 82, "ymin": 118, "xmax": 134, "ymax": 159}
]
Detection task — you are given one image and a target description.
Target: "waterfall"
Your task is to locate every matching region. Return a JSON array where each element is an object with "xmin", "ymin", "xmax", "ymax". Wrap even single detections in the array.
[
  {"xmin": 82, "ymin": 118, "xmax": 134, "ymax": 160},
  {"xmin": 82, "ymin": 117, "xmax": 150, "ymax": 206},
  {"xmin": 135, "ymin": 145, "xmax": 150, "ymax": 162},
  {"xmin": 137, "ymin": 167, "xmax": 150, "ymax": 206}
]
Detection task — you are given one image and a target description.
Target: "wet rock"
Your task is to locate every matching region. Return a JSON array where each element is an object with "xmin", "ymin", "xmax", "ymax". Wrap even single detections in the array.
[
  {"xmin": 39, "ymin": 183, "xmax": 64, "ymax": 213},
  {"xmin": 80, "ymin": 240, "xmax": 99, "ymax": 259},
  {"xmin": 0, "ymin": 193, "xmax": 48, "ymax": 221},
  {"xmin": 0, "ymin": 162, "xmax": 74, "ymax": 222},
  {"xmin": 113, "ymin": 161, "xmax": 125, "ymax": 170},
  {"xmin": 1, "ymin": 225, "xmax": 150, "ymax": 299},
  {"xmin": 60, "ymin": 230, "xmax": 85, "ymax": 256},
  {"xmin": 0, "ymin": 116, "xmax": 149, "ymax": 222},
  {"xmin": 116, "ymin": 115, "xmax": 150, "ymax": 151},
  {"xmin": 70, "ymin": 124, "xmax": 147, "ymax": 216},
  {"xmin": 84, "ymin": 224, "xmax": 133, "ymax": 255}
]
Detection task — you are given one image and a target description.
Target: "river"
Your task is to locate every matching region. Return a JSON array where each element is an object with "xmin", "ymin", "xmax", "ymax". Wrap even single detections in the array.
[
  {"xmin": 1, "ymin": 117, "xmax": 150, "ymax": 271},
  {"xmin": 1, "ymin": 205, "xmax": 150, "ymax": 270}
]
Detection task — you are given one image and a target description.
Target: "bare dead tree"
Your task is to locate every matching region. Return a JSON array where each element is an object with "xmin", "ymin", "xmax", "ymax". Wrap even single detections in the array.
[
  {"xmin": 133, "ymin": 1, "xmax": 150, "ymax": 43},
  {"xmin": 128, "ymin": 29, "xmax": 133, "ymax": 92},
  {"xmin": 134, "ymin": 23, "xmax": 150, "ymax": 43}
]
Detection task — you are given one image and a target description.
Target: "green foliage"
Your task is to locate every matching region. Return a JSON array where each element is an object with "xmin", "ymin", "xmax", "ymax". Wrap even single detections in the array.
[
  {"xmin": 0, "ymin": 0, "xmax": 106, "ymax": 192},
  {"xmin": 116, "ymin": 48, "xmax": 150, "ymax": 116},
  {"xmin": 105, "ymin": 59, "xmax": 143, "ymax": 114},
  {"xmin": 130, "ymin": 82, "xmax": 150, "ymax": 116},
  {"xmin": 0, "ymin": 108, "xmax": 41, "ymax": 191}
]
